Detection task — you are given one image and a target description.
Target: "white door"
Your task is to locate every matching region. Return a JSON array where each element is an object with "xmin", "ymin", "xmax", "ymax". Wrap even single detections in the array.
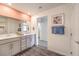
[
  {"xmin": 11, "ymin": 40, "xmax": 21, "ymax": 55},
  {"xmin": 0, "ymin": 43, "xmax": 11, "ymax": 56}
]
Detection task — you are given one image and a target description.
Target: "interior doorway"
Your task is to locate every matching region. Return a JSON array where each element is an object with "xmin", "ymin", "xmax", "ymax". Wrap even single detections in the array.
[{"xmin": 37, "ymin": 16, "xmax": 48, "ymax": 49}]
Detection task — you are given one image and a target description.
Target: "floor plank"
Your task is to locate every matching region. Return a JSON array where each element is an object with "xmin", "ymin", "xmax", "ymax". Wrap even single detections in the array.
[{"xmin": 16, "ymin": 46, "xmax": 63, "ymax": 56}]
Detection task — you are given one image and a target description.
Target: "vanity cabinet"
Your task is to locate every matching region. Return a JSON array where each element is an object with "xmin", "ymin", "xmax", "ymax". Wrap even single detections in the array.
[
  {"xmin": 11, "ymin": 40, "xmax": 21, "ymax": 55},
  {"xmin": 0, "ymin": 43, "xmax": 11, "ymax": 56},
  {"xmin": 0, "ymin": 34, "xmax": 36, "ymax": 56},
  {"xmin": 26, "ymin": 35, "xmax": 34, "ymax": 48},
  {"xmin": 26, "ymin": 35, "xmax": 32, "ymax": 48},
  {"xmin": 21, "ymin": 34, "xmax": 35, "ymax": 51},
  {"xmin": 21, "ymin": 36, "xmax": 27, "ymax": 50},
  {"xmin": 21, "ymin": 35, "xmax": 32, "ymax": 51},
  {"xmin": 0, "ymin": 37, "xmax": 21, "ymax": 56}
]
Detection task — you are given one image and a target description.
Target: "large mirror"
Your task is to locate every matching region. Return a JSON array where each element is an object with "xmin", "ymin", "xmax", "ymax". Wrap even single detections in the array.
[
  {"xmin": 0, "ymin": 16, "xmax": 30, "ymax": 34},
  {"xmin": 18, "ymin": 21, "xmax": 30, "ymax": 34}
]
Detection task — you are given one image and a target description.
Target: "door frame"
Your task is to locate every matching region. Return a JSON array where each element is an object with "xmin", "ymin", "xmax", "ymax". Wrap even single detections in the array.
[{"xmin": 36, "ymin": 16, "xmax": 48, "ymax": 48}]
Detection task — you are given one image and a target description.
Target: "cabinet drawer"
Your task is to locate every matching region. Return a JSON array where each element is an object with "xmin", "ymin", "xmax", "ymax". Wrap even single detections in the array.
[
  {"xmin": 21, "ymin": 42, "xmax": 27, "ymax": 47},
  {"xmin": 21, "ymin": 36, "xmax": 27, "ymax": 40},
  {"xmin": 21, "ymin": 46, "xmax": 27, "ymax": 50},
  {"xmin": 0, "ymin": 43, "xmax": 11, "ymax": 56},
  {"xmin": 21, "ymin": 39, "xmax": 27, "ymax": 47},
  {"xmin": 22, "ymin": 39, "xmax": 27, "ymax": 42},
  {"xmin": 27, "ymin": 39, "xmax": 32, "ymax": 43},
  {"xmin": 11, "ymin": 40, "xmax": 21, "ymax": 55}
]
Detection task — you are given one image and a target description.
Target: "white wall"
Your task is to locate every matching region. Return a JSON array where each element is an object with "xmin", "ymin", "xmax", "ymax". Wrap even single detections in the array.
[
  {"xmin": 71, "ymin": 4, "xmax": 79, "ymax": 56},
  {"xmin": 32, "ymin": 4, "xmax": 74, "ymax": 55}
]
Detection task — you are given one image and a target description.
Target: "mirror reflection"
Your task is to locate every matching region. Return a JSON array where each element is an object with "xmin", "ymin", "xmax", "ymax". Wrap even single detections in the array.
[{"xmin": 0, "ymin": 16, "xmax": 30, "ymax": 34}]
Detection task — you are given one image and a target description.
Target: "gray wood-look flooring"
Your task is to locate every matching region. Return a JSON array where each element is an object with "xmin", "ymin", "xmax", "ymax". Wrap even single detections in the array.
[{"xmin": 16, "ymin": 46, "xmax": 63, "ymax": 56}]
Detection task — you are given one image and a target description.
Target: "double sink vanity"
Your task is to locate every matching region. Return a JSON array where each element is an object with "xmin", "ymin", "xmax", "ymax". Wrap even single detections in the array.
[
  {"xmin": 0, "ymin": 33, "xmax": 36, "ymax": 56},
  {"xmin": 0, "ymin": 3, "xmax": 36, "ymax": 56},
  {"xmin": 0, "ymin": 12, "xmax": 35, "ymax": 56}
]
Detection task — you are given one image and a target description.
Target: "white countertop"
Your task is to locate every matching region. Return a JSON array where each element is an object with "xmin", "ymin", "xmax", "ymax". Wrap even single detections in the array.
[
  {"xmin": 0, "ymin": 33, "xmax": 35, "ymax": 41},
  {"xmin": 0, "ymin": 33, "xmax": 19, "ymax": 40}
]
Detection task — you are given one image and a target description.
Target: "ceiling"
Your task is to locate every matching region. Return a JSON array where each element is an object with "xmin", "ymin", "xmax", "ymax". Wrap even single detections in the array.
[{"xmin": 11, "ymin": 3, "xmax": 64, "ymax": 16}]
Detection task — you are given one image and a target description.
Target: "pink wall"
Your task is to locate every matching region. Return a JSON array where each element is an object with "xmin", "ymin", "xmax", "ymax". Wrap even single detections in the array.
[{"xmin": 0, "ymin": 3, "xmax": 31, "ymax": 21}]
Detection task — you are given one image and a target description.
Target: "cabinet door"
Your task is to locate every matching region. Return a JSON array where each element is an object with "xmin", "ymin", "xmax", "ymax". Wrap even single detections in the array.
[
  {"xmin": 31, "ymin": 35, "xmax": 35, "ymax": 46},
  {"xmin": 11, "ymin": 40, "xmax": 21, "ymax": 55},
  {"xmin": 0, "ymin": 43, "xmax": 11, "ymax": 56},
  {"xmin": 27, "ymin": 35, "xmax": 35, "ymax": 48},
  {"xmin": 27, "ymin": 35, "xmax": 32, "ymax": 48},
  {"xmin": 21, "ymin": 39, "xmax": 27, "ymax": 50}
]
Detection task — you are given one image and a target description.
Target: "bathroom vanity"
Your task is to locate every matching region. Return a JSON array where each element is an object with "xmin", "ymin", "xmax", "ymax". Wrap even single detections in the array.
[
  {"xmin": 0, "ymin": 33, "xmax": 36, "ymax": 56},
  {"xmin": 0, "ymin": 10, "xmax": 34, "ymax": 56}
]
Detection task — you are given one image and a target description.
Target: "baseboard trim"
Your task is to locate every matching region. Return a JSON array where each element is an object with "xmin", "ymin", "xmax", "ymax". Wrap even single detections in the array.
[{"xmin": 48, "ymin": 48, "xmax": 69, "ymax": 56}]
